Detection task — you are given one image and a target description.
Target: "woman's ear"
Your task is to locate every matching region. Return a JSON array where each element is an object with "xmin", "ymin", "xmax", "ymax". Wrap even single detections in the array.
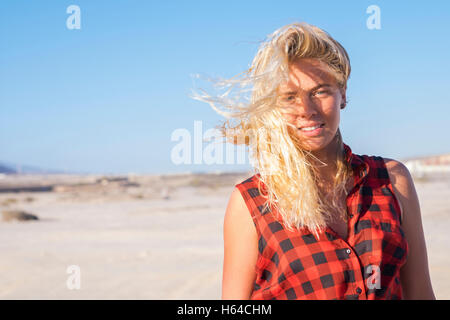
[{"xmin": 339, "ymin": 86, "xmax": 347, "ymax": 109}]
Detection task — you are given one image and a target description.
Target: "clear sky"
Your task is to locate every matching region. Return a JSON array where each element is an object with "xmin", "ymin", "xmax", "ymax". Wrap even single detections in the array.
[{"xmin": 1, "ymin": 0, "xmax": 449, "ymax": 174}]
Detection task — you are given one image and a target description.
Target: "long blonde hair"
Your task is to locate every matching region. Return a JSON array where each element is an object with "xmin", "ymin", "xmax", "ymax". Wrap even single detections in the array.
[{"xmin": 192, "ymin": 22, "xmax": 352, "ymax": 237}]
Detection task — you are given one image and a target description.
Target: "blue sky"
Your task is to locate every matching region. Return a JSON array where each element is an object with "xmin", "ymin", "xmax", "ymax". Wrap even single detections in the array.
[{"xmin": 1, "ymin": 0, "xmax": 449, "ymax": 174}]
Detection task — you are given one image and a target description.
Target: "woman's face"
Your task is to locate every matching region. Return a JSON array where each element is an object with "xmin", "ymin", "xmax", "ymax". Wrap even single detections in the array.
[{"xmin": 277, "ymin": 58, "xmax": 346, "ymax": 153}]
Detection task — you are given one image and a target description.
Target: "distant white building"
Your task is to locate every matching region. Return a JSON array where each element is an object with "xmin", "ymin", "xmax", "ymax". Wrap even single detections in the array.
[{"xmin": 403, "ymin": 154, "xmax": 450, "ymax": 179}]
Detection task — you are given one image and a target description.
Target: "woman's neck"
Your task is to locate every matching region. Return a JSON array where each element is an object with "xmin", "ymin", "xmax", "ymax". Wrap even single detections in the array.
[{"xmin": 309, "ymin": 139, "xmax": 341, "ymax": 179}]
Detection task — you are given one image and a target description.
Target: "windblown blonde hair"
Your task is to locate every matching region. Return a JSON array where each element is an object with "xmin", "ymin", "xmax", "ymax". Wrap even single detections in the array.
[{"xmin": 193, "ymin": 22, "xmax": 352, "ymax": 237}]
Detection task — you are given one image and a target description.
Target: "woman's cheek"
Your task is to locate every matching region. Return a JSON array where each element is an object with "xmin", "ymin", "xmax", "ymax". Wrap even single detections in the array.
[{"xmin": 321, "ymin": 103, "xmax": 339, "ymax": 122}]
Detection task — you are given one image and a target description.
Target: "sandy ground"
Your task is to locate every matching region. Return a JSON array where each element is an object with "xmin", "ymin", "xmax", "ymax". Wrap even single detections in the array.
[{"xmin": 0, "ymin": 173, "xmax": 449, "ymax": 299}]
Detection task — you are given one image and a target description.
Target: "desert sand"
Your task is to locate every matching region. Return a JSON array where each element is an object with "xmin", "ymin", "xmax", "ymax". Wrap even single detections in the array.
[{"xmin": 0, "ymin": 172, "xmax": 449, "ymax": 299}]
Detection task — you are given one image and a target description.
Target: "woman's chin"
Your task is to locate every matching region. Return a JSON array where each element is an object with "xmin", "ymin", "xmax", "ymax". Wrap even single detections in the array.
[{"xmin": 294, "ymin": 136, "xmax": 335, "ymax": 153}]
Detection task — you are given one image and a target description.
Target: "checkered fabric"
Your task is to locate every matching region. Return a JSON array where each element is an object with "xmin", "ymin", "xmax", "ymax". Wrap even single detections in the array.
[{"xmin": 235, "ymin": 143, "xmax": 408, "ymax": 300}]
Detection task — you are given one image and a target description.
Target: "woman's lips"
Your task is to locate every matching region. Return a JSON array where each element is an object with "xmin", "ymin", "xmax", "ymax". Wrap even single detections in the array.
[{"xmin": 298, "ymin": 123, "xmax": 325, "ymax": 137}]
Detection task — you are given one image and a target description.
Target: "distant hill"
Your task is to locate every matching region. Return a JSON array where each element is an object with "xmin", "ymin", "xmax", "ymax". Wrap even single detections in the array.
[
  {"xmin": 0, "ymin": 162, "xmax": 64, "ymax": 174},
  {"xmin": 0, "ymin": 163, "xmax": 16, "ymax": 174}
]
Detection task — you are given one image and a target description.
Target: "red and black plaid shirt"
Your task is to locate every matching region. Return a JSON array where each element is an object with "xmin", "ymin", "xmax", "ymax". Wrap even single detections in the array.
[{"xmin": 235, "ymin": 143, "xmax": 408, "ymax": 300}]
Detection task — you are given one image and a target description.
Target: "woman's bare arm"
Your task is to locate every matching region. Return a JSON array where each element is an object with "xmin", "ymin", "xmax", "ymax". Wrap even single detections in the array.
[
  {"xmin": 384, "ymin": 158, "xmax": 436, "ymax": 300},
  {"xmin": 222, "ymin": 187, "xmax": 259, "ymax": 299}
]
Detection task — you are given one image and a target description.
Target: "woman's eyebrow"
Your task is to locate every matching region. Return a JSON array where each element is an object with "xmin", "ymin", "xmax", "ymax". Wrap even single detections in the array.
[
  {"xmin": 310, "ymin": 83, "xmax": 332, "ymax": 91},
  {"xmin": 279, "ymin": 83, "xmax": 332, "ymax": 95}
]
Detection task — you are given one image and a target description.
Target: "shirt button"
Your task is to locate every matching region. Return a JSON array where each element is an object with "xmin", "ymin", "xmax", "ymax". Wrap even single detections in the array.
[
  {"xmin": 346, "ymin": 249, "xmax": 351, "ymax": 254},
  {"xmin": 356, "ymin": 287, "xmax": 362, "ymax": 294}
]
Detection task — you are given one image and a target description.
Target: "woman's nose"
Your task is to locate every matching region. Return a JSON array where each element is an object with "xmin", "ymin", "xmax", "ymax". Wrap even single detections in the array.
[{"xmin": 292, "ymin": 96, "xmax": 318, "ymax": 117}]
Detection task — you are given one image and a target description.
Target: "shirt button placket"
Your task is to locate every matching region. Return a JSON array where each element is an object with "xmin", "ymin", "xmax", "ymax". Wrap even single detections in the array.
[{"xmin": 345, "ymin": 247, "xmax": 367, "ymax": 299}]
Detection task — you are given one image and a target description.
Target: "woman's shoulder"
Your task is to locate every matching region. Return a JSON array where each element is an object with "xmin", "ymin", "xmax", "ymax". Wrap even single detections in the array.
[
  {"xmin": 231, "ymin": 173, "xmax": 261, "ymax": 202},
  {"xmin": 353, "ymin": 150, "xmax": 411, "ymax": 177},
  {"xmin": 365, "ymin": 153, "xmax": 413, "ymax": 188},
  {"xmin": 225, "ymin": 177, "xmax": 260, "ymax": 237},
  {"xmin": 382, "ymin": 157, "xmax": 410, "ymax": 176},
  {"xmin": 232, "ymin": 173, "xmax": 270, "ymax": 218},
  {"xmin": 234, "ymin": 173, "xmax": 265, "ymax": 195},
  {"xmin": 379, "ymin": 157, "xmax": 415, "ymax": 223},
  {"xmin": 363, "ymin": 153, "xmax": 412, "ymax": 181},
  {"xmin": 351, "ymin": 151, "xmax": 413, "ymax": 218},
  {"xmin": 381, "ymin": 157, "xmax": 415, "ymax": 201},
  {"xmin": 235, "ymin": 173, "xmax": 261, "ymax": 187}
]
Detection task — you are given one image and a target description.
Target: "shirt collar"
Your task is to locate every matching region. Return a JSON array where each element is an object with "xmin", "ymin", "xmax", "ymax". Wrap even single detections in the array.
[{"xmin": 343, "ymin": 142, "xmax": 370, "ymax": 186}]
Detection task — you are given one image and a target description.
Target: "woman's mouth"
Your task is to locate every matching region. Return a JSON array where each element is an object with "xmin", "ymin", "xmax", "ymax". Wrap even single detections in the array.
[{"xmin": 298, "ymin": 123, "xmax": 325, "ymax": 136}]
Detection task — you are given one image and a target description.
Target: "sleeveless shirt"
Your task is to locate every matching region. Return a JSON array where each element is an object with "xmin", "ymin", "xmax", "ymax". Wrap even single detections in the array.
[{"xmin": 235, "ymin": 143, "xmax": 408, "ymax": 300}]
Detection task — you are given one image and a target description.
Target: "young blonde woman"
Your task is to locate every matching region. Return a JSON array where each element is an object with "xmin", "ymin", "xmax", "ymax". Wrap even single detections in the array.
[{"xmin": 196, "ymin": 22, "xmax": 435, "ymax": 300}]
